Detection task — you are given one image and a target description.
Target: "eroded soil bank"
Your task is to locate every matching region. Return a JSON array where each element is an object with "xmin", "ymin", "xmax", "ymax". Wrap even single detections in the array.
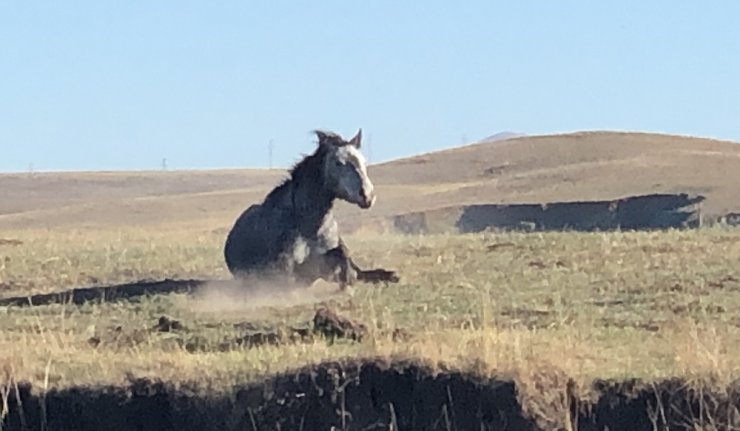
[{"xmin": 4, "ymin": 361, "xmax": 740, "ymax": 431}]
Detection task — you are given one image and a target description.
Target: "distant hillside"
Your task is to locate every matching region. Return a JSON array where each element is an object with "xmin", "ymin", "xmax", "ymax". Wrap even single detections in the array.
[
  {"xmin": 1, "ymin": 131, "xmax": 739, "ymax": 232},
  {"xmin": 365, "ymin": 131, "xmax": 740, "ymax": 219}
]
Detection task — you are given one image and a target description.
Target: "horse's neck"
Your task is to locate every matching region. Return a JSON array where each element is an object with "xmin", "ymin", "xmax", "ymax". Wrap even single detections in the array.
[{"xmin": 291, "ymin": 178, "xmax": 335, "ymax": 237}]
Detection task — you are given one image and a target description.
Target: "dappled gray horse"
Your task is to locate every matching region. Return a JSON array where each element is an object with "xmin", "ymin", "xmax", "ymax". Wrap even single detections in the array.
[{"xmin": 224, "ymin": 129, "xmax": 398, "ymax": 288}]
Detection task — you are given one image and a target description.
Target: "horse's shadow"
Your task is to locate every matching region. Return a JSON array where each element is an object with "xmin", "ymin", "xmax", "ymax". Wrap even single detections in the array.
[
  {"xmin": 0, "ymin": 279, "xmax": 209, "ymax": 308},
  {"xmin": 0, "ymin": 273, "xmax": 398, "ymax": 309}
]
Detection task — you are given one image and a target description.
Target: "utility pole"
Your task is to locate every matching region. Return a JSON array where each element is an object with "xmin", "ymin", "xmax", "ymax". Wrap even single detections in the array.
[
  {"xmin": 367, "ymin": 133, "xmax": 373, "ymax": 164},
  {"xmin": 161, "ymin": 158, "xmax": 168, "ymax": 171},
  {"xmin": 268, "ymin": 139, "xmax": 274, "ymax": 169}
]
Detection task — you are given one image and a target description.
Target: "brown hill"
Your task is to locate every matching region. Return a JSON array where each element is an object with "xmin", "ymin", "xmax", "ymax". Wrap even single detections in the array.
[{"xmin": 1, "ymin": 131, "xmax": 738, "ymax": 232}]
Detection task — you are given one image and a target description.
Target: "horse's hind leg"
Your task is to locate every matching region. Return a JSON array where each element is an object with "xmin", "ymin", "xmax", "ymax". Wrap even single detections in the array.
[
  {"xmin": 324, "ymin": 243, "xmax": 399, "ymax": 288},
  {"xmin": 348, "ymin": 259, "xmax": 399, "ymax": 284},
  {"xmin": 291, "ymin": 248, "xmax": 351, "ymax": 288}
]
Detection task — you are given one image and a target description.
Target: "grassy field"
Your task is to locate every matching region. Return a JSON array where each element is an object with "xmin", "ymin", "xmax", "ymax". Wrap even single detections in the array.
[
  {"xmin": 3, "ymin": 132, "xmax": 740, "ymax": 427},
  {"xmin": 2, "ymin": 225, "xmax": 740, "ymax": 405}
]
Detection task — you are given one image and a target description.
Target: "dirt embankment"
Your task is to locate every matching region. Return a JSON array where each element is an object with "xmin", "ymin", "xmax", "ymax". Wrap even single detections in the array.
[
  {"xmin": 4, "ymin": 361, "xmax": 740, "ymax": 430},
  {"xmin": 392, "ymin": 193, "xmax": 706, "ymax": 234}
]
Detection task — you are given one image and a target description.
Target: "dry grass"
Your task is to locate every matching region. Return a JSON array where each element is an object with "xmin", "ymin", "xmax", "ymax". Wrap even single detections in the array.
[
  {"xmin": 0, "ymin": 133, "xmax": 740, "ymax": 416},
  {"xmin": 3, "ymin": 131, "xmax": 740, "ymax": 427},
  {"xmin": 2, "ymin": 131, "xmax": 740, "ymax": 232},
  {"xmin": 2, "ymin": 225, "xmax": 740, "ymax": 402}
]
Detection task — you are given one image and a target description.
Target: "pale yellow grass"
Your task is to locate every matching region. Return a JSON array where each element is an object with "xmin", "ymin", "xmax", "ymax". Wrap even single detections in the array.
[
  {"xmin": 3, "ymin": 311, "xmax": 740, "ymax": 399},
  {"xmin": 4, "ymin": 132, "xmax": 740, "ymax": 233},
  {"xmin": 2, "ymin": 226, "xmax": 740, "ymax": 402}
]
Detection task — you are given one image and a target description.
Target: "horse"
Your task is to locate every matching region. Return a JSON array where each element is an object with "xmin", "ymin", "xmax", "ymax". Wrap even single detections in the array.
[{"xmin": 224, "ymin": 129, "xmax": 398, "ymax": 289}]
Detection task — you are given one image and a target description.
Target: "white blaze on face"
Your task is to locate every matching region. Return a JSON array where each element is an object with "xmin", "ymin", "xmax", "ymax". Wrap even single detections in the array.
[{"xmin": 335, "ymin": 145, "xmax": 376, "ymax": 209}]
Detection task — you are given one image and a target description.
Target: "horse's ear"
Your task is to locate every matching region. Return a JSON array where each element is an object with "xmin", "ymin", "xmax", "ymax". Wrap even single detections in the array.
[
  {"xmin": 348, "ymin": 129, "xmax": 362, "ymax": 149},
  {"xmin": 314, "ymin": 130, "xmax": 330, "ymax": 146}
]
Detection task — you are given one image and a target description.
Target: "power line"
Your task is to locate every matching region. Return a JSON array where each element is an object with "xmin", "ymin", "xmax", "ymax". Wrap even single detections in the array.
[{"xmin": 268, "ymin": 139, "xmax": 274, "ymax": 169}]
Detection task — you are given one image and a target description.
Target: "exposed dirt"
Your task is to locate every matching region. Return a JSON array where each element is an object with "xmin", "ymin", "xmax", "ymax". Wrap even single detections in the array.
[
  {"xmin": 394, "ymin": 193, "xmax": 705, "ymax": 234},
  {"xmin": 227, "ymin": 308, "xmax": 369, "ymax": 349},
  {"xmin": 576, "ymin": 378, "xmax": 740, "ymax": 431},
  {"xmin": 0, "ymin": 361, "xmax": 535, "ymax": 431},
  {"xmin": 153, "ymin": 315, "xmax": 184, "ymax": 332},
  {"xmin": 4, "ymin": 360, "xmax": 740, "ymax": 430},
  {"xmin": 313, "ymin": 306, "xmax": 367, "ymax": 342},
  {"xmin": 85, "ymin": 308, "xmax": 378, "ymax": 352}
]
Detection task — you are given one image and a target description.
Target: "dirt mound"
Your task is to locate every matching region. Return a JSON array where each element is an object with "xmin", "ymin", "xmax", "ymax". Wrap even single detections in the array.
[
  {"xmin": 229, "ymin": 308, "xmax": 369, "ymax": 349},
  {"xmin": 313, "ymin": 306, "xmax": 367, "ymax": 341},
  {"xmin": 4, "ymin": 361, "xmax": 740, "ymax": 430}
]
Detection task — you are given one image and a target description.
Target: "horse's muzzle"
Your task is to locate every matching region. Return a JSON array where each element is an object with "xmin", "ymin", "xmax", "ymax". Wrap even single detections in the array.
[{"xmin": 359, "ymin": 190, "xmax": 376, "ymax": 209}]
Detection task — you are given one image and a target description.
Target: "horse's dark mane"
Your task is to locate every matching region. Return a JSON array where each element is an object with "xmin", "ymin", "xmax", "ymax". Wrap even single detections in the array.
[
  {"xmin": 289, "ymin": 144, "xmax": 327, "ymax": 180},
  {"xmin": 263, "ymin": 144, "xmax": 328, "ymax": 204}
]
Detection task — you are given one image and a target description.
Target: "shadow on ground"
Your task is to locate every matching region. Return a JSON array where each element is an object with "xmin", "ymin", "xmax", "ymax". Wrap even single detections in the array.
[
  {"xmin": 0, "ymin": 279, "xmax": 209, "ymax": 307},
  {"xmin": 3, "ymin": 360, "xmax": 740, "ymax": 430}
]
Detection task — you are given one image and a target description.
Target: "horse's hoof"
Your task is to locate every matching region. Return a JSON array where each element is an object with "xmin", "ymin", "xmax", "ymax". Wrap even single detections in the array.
[{"xmin": 359, "ymin": 269, "xmax": 400, "ymax": 284}]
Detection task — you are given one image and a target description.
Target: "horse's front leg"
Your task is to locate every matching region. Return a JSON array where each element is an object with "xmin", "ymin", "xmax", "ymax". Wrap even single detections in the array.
[{"xmin": 322, "ymin": 245, "xmax": 356, "ymax": 289}]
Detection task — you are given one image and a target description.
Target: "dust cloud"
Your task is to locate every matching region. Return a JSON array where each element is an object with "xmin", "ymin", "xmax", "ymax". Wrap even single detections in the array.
[{"xmin": 186, "ymin": 277, "xmax": 348, "ymax": 313}]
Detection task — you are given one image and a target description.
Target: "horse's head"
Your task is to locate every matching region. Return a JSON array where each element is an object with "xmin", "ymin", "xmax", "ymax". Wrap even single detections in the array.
[{"xmin": 317, "ymin": 129, "xmax": 376, "ymax": 209}]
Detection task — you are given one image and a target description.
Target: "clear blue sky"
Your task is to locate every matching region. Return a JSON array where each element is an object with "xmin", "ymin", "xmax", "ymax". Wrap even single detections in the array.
[{"xmin": 1, "ymin": 1, "xmax": 738, "ymax": 172}]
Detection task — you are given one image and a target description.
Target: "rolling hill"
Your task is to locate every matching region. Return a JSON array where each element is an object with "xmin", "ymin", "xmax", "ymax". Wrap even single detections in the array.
[{"xmin": 1, "ymin": 131, "xmax": 739, "ymax": 232}]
